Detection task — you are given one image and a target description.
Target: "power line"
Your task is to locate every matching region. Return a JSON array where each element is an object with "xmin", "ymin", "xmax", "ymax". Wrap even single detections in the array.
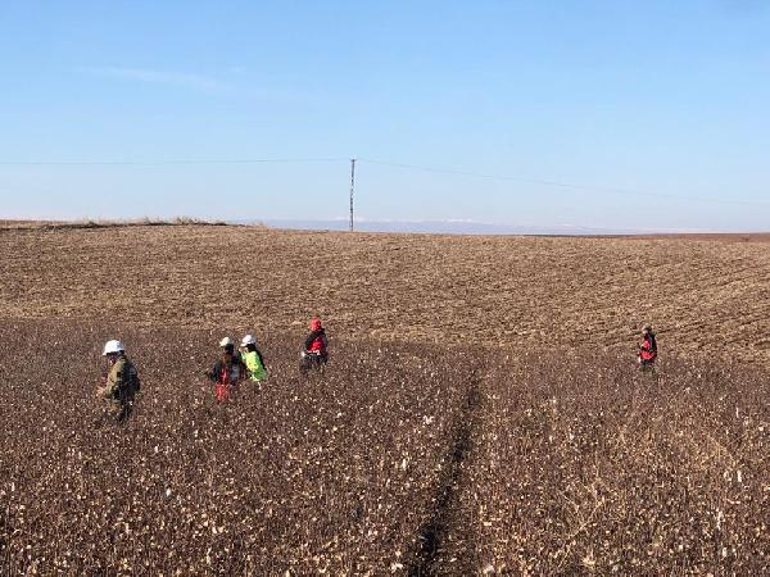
[
  {"xmin": 357, "ymin": 158, "xmax": 770, "ymax": 208},
  {"xmin": 1, "ymin": 154, "xmax": 767, "ymax": 209},
  {"xmin": 0, "ymin": 157, "xmax": 348, "ymax": 166}
]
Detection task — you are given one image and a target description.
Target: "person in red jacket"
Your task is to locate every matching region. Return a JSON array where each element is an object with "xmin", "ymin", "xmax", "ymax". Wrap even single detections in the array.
[
  {"xmin": 300, "ymin": 317, "xmax": 329, "ymax": 374},
  {"xmin": 637, "ymin": 325, "xmax": 658, "ymax": 371}
]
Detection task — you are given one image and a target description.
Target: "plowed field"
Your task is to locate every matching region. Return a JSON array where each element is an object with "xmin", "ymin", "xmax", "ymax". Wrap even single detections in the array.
[
  {"xmin": 1, "ymin": 225, "xmax": 768, "ymax": 366},
  {"xmin": 1, "ymin": 225, "xmax": 768, "ymax": 575}
]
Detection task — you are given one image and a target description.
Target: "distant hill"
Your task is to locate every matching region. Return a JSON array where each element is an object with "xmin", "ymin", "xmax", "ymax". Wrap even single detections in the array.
[{"xmin": 254, "ymin": 219, "xmax": 659, "ymax": 235}]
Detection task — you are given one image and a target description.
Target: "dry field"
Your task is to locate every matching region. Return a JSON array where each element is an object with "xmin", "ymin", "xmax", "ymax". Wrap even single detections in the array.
[
  {"xmin": 449, "ymin": 353, "xmax": 769, "ymax": 575},
  {"xmin": 0, "ymin": 321, "xmax": 475, "ymax": 574},
  {"xmin": 0, "ymin": 224, "xmax": 768, "ymax": 365},
  {"xmin": 1, "ymin": 224, "xmax": 769, "ymax": 575}
]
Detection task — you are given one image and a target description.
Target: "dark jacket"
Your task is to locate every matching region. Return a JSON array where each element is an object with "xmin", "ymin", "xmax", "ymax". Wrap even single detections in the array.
[
  {"xmin": 207, "ymin": 355, "xmax": 246, "ymax": 385},
  {"xmin": 304, "ymin": 329, "xmax": 328, "ymax": 357}
]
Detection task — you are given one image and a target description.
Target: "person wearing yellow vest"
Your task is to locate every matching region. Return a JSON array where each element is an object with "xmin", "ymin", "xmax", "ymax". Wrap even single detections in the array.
[{"xmin": 240, "ymin": 334, "xmax": 267, "ymax": 382}]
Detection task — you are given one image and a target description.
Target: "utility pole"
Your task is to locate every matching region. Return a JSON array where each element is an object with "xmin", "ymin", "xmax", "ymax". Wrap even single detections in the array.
[{"xmin": 349, "ymin": 158, "xmax": 356, "ymax": 232}]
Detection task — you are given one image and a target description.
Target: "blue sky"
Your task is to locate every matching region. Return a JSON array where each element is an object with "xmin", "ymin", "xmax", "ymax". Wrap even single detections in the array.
[{"xmin": 0, "ymin": 1, "xmax": 768, "ymax": 231}]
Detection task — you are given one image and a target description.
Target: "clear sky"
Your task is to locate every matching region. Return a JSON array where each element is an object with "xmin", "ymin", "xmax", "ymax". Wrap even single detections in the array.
[{"xmin": 1, "ymin": 1, "xmax": 768, "ymax": 231}]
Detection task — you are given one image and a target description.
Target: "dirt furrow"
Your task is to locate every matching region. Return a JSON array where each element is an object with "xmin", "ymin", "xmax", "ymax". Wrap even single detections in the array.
[{"xmin": 408, "ymin": 369, "xmax": 483, "ymax": 576}]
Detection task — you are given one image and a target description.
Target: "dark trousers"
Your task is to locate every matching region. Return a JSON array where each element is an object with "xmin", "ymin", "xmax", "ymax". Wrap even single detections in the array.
[{"xmin": 300, "ymin": 353, "xmax": 328, "ymax": 374}]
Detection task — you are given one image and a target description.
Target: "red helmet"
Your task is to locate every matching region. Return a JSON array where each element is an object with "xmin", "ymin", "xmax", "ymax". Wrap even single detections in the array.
[{"xmin": 310, "ymin": 318, "xmax": 322, "ymax": 331}]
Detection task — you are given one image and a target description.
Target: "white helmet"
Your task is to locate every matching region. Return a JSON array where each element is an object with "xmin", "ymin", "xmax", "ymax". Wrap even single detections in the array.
[
  {"xmin": 102, "ymin": 339, "xmax": 125, "ymax": 356},
  {"xmin": 219, "ymin": 337, "xmax": 234, "ymax": 348},
  {"xmin": 241, "ymin": 334, "xmax": 257, "ymax": 347}
]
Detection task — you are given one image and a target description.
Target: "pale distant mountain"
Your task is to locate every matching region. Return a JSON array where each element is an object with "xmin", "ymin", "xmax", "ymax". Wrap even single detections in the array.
[{"xmin": 250, "ymin": 219, "xmax": 664, "ymax": 236}]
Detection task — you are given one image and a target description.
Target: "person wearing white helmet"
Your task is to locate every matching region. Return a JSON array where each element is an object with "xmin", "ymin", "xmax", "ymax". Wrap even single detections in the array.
[
  {"xmin": 205, "ymin": 337, "xmax": 246, "ymax": 401},
  {"xmin": 239, "ymin": 334, "xmax": 267, "ymax": 382},
  {"xmin": 96, "ymin": 339, "xmax": 141, "ymax": 423}
]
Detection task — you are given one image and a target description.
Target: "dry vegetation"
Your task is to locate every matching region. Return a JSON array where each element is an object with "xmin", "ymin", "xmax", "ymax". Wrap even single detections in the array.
[
  {"xmin": 447, "ymin": 353, "xmax": 770, "ymax": 575},
  {"xmin": 0, "ymin": 225, "xmax": 768, "ymax": 366},
  {"xmin": 0, "ymin": 322, "xmax": 474, "ymax": 574},
  {"xmin": 1, "ymin": 225, "xmax": 768, "ymax": 575}
]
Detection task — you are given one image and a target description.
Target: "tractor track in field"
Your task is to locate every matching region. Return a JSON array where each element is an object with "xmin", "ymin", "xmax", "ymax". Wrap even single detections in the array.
[{"xmin": 408, "ymin": 369, "xmax": 483, "ymax": 577}]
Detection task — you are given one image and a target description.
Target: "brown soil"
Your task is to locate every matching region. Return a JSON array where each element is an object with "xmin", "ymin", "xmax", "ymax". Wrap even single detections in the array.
[
  {"xmin": 617, "ymin": 232, "xmax": 770, "ymax": 243},
  {"xmin": 1, "ymin": 225, "xmax": 769, "ymax": 574},
  {"xmin": 1, "ymin": 225, "xmax": 767, "ymax": 366}
]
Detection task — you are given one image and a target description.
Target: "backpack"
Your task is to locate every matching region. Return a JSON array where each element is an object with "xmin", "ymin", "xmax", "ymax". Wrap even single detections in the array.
[
  {"xmin": 120, "ymin": 362, "xmax": 141, "ymax": 395},
  {"xmin": 131, "ymin": 365, "xmax": 141, "ymax": 392}
]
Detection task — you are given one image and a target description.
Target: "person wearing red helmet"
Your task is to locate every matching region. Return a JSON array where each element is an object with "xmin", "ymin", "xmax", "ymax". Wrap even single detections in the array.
[{"xmin": 300, "ymin": 317, "xmax": 329, "ymax": 373}]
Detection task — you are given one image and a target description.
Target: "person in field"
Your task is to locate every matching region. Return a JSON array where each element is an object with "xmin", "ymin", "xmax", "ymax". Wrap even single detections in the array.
[
  {"xmin": 206, "ymin": 337, "xmax": 246, "ymax": 400},
  {"xmin": 240, "ymin": 334, "xmax": 267, "ymax": 382},
  {"xmin": 300, "ymin": 317, "xmax": 329, "ymax": 374},
  {"xmin": 96, "ymin": 339, "xmax": 141, "ymax": 423},
  {"xmin": 637, "ymin": 325, "xmax": 658, "ymax": 371}
]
